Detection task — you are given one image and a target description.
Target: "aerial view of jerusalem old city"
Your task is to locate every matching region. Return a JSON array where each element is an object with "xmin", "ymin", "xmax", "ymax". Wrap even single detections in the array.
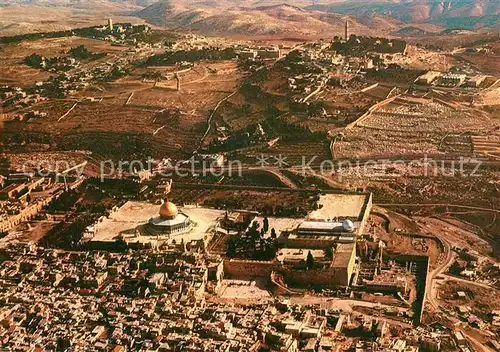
[{"xmin": 0, "ymin": 0, "xmax": 499, "ymax": 351}]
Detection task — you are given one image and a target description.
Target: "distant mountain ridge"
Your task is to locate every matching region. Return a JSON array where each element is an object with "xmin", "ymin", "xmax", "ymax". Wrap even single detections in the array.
[
  {"xmin": 308, "ymin": 0, "xmax": 500, "ymax": 29},
  {"xmin": 134, "ymin": 1, "xmax": 405, "ymax": 36},
  {"xmin": 1, "ymin": 0, "xmax": 498, "ymax": 37},
  {"xmin": 133, "ymin": 0, "xmax": 499, "ymax": 35}
]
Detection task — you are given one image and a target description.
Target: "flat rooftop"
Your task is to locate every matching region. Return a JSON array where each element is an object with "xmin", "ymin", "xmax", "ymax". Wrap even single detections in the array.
[
  {"xmin": 308, "ymin": 194, "xmax": 370, "ymax": 221},
  {"xmin": 332, "ymin": 243, "xmax": 355, "ymax": 268},
  {"xmin": 277, "ymin": 248, "xmax": 325, "ymax": 262},
  {"xmin": 287, "ymin": 234, "xmax": 355, "ymax": 242},
  {"xmin": 298, "ymin": 220, "xmax": 361, "ymax": 234},
  {"xmin": 252, "ymin": 216, "xmax": 302, "ymax": 237}
]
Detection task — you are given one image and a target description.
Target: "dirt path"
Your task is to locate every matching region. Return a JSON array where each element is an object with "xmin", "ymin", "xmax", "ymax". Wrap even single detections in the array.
[
  {"xmin": 152, "ymin": 125, "xmax": 166, "ymax": 136},
  {"xmin": 125, "ymin": 91, "xmax": 134, "ymax": 105},
  {"xmin": 57, "ymin": 102, "xmax": 78, "ymax": 122},
  {"xmin": 196, "ymin": 89, "xmax": 238, "ymax": 152}
]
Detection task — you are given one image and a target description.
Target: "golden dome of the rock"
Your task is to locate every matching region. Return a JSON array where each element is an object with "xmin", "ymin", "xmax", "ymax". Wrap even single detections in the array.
[{"xmin": 159, "ymin": 201, "xmax": 178, "ymax": 219}]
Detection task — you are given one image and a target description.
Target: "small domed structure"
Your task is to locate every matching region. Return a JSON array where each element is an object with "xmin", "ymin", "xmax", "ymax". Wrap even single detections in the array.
[
  {"xmin": 342, "ymin": 219, "xmax": 354, "ymax": 232},
  {"xmin": 159, "ymin": 201, "xmax": 178, "ymax": 219}
]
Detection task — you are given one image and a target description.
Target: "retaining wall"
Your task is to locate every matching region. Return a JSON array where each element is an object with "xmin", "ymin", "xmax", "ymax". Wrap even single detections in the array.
[
  {"xmin": 223, "ymin": 259, "xmax": 276, "ymax": 278},
  {"xmin": 281, "ymin": 267, "xmax": 349, "ymax": 287}
]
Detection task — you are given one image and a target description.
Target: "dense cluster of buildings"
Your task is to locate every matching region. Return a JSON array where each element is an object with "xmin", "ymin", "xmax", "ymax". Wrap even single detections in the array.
[
  {"xmin": 0, "ymin": 174, "xmax": 83, "ymax": 234},
  {"xmin": 0, "ymin": 86, "xmax": 47, "ymax": 111},
  {"xmin": 81, "ymin": 189, "xmax": 372, "ymax": 289},
  {"xmin": 278, "ymin": 41, "xmax": 384, "ymax": 106},
  {"xmin": 2, "ymin": 56, "xmax": 130, "ymax": 113},
  {"xmin": 1, "ymin": 21, "xmax": 498, "ymax": 350},
  {"xmin": 237, "ymin": 47, "xmax": 281, "ymax": 60},
  {"xmin": 415, "ymin": 71, "xmax": 489, "ymax": 88},
  {"xmin": 93, "ymin": 21, "xmax": 152, "ymax": 46},
  {"xmin": 0, "ymin": 22, "xmax": 156, "ymax": 114},
  {"xmin": 0, "ymin": 239, "xmax": 486, "ymax": 352},
  {"xmin": 0, "ymin": 169, "xmax": 495, "ymax": 351},
  {"xmin": 0, "ymin": 244, "xmax": 218, "ymax": 350}
]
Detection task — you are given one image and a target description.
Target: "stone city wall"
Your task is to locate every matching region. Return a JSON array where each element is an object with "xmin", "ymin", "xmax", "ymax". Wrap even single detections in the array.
[
  {"xmin": 223, "ymin": 259, "xmax": 276, "ymax": 278},
  {"xmin": 223, "ymin": 259, "xmax": 353, "ymax": 288},
  {"xmin": 281, "ymin": 267, "xmax": 349, "ymax": 287}
]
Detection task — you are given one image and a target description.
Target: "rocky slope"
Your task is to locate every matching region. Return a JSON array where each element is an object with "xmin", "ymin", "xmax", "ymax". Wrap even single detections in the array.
[
  {"xmin": 135, "ymin": 2, "xmax": 403, "ymax": 36},
  {"xmin": 309, "ymin": 0, "xmax": 500, "ymax": 29}
]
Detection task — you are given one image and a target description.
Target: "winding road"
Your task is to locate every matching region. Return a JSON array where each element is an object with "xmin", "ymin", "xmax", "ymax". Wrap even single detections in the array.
[{"xmin": 418, "ymin": 218, "xmax": 496, "ymax": 352}]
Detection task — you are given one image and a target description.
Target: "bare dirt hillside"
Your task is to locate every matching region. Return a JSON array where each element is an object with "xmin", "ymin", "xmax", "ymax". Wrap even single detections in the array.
[
  {"xmin": 309, "ymin": 0, "xmax": 500, "ymax": 29},
  {"xmin": 135, "ymin": 2, "xmax": 403, "ymax": 37},
  {"xmin": 0, "ymin": 2, "xmax": 146, "ymax": 36}
]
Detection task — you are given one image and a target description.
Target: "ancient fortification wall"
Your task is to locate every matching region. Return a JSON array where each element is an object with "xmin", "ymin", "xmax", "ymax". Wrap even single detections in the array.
[
  {"xmin": 223, "ymin": 260, "xmax": 352, "ymax": 288},
  {"xmin": 223, "ymin": 259, "xmax": 276, "ymax": 278},
  {"xmin": 281, "ymin": 267, "xmax": 349, "ymax": 287}
]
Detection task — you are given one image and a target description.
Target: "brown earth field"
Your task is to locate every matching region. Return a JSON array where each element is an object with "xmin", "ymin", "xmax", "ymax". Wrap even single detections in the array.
[
  {"xmin": 405, "ymin": 34, "xmax": 500, "ymax": 75},
  {"xmin": 365, "ymin": 174, "xmax": 500, "ymax": 260},
  {"xmin": 367, "ymin": 210, "xmax": 443, "ymax": 266},
  {"xmin": 438, "ymin": 280, "xmax": 500, "ymax": 317},
  {"xmin": 369, "ymin": 175, "xmax": 499, "ymax": 210},
  {"xmin": 403, "ymin": 33, "xmax": 500, "ymax": 51},
  {"xmin": 239, "ymin": 141, "xmax": 333, "ymax": 168},
  {"xmin": 1, "ymin": 36, "xmax": 243, "ymax": 160},
  {"xmin": 0, "ymin": 4, "xmax": 148, "ymax": 37}
]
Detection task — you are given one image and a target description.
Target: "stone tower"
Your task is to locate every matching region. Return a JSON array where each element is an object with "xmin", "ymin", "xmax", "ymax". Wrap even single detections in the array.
[{"xmin": 174, "ymin": 73, "xmax": 180, "ymax": 91}]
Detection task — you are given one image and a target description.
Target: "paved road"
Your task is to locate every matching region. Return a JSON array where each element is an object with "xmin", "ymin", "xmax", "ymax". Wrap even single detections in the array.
[
  {"xmin": 416, "ymin": 217, "xmax": 456, "ymax": 311},
  {"xmin": 427, "ymin": 245, "xmax": 455, "ymax": 311},
  {"xmin": 417, "ymin": 218, "xmax": 496, "ymax": 351}
]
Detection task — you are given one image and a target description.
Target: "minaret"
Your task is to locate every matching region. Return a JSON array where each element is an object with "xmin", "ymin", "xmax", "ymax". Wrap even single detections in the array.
[
  {"xmin": 345, "ymin": 20, "xmax": 349, "ymax": 41},
  {"xmin": 108, "ymin": 18, "xmax": 113, "ymax": 33},
  {"xmin": 174, "ymin": 73, "xmax": 180, "ymax": 91}
]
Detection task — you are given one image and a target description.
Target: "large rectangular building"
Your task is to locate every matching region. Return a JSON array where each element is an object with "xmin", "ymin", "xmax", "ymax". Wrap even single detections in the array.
[
  {"xmin": 280, "ymin": 193, "xmax": 372, "ymax": 249},
  {"xmin": 331, "ymin": 243, "xmax": 357, "ymax": 286},
  {"xmin": 415, "ymin": 71, "xmax": 441, "ymax": 85},
  {"xmin": 281, "ymin": 243, "xmax": 357, "ymax": 287}
]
